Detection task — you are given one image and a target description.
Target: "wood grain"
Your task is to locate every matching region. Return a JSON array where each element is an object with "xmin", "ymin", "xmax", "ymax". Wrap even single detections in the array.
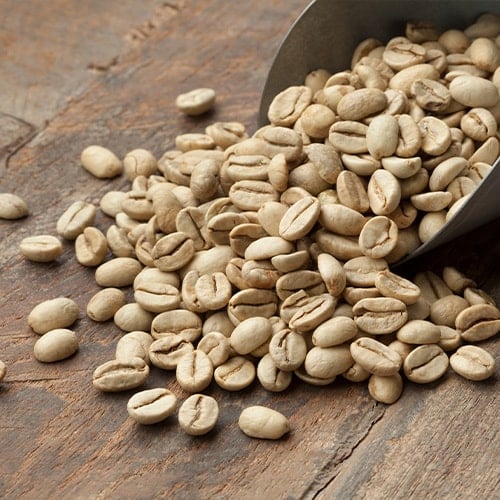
[{"xmin": 0, "ymin": 1, "xmax": 498, "ymax": 499}]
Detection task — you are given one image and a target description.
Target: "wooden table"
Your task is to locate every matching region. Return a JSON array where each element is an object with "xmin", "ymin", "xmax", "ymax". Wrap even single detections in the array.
[{"xmin": 1, "ymin": 1, "xmax": 498, "ymax": 498}]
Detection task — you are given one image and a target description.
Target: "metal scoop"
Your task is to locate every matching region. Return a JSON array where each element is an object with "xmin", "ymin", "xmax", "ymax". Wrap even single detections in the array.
[{"xmin": 259, "ymin": 0, "xmax": 500, "ymax": 263}]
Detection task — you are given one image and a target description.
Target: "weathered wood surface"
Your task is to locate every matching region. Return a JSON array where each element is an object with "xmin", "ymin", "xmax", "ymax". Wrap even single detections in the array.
[{"xmin": 0, "ymin": 1, "xmax": 498, "ymax": 498}]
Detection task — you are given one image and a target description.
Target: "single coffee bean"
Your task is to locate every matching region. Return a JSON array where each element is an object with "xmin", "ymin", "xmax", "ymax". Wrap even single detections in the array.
[
  {"xmin": 267, "ymin": 85, "xmax": 312, "ymax": 126},
  {"xmin": 176, "ymin": 88, "xmax": 216, "ymax": 116},
  {"xmin": 374, "ymin": 269, "xmax": 421, "ymax": 305},
  {"xmin": 344, "ymin": 256, "xmax": 388, "ymax": 287},
  {"xmin": 336, "ymin": 170, "xmax": 370, "ymax": 213},
  {"xmin": 95, "ymin": 257, "xmax": 142, "ymax": 287},
  {"xmin": 429, "ymin": 295, "xmax": 469, "ymax": 327},
  {"xmin": 353, "ymin": 297, "xmax": 408, "ymax": 334},
  {"xmin": 57, "ymin": 201, "xmax": 97, "ymax": 240},
  {"xmin": 106, "ymin": 224, "xmax": 136, "ymax": 258},
  {"xmin": 342, "ymin": 361, "xmax": 371, "ymax": 383},
  {"xmin": 463, "ymin": 287, "xmax": 496, "ymax": 307},
  {"xmin": 449, "ymin": 75, "xmax": 499, "ymax": 108},
  {"xmin": 368, "ymin": 373, "xmax": 403, "ymax": 404},
  {"xmin": 75, "ymin": 227, "xmax": 108, "ymax": 266},
  {"xmin": 19, "ymin": 235, "xmax": 62, "ymax": 262},
  {"xmin": 195, "ymin": 272, "xmax": 232, "ymax": 310},
  {"xmin": 455, "ymin": 304, "xmax": 500, "ymax": 342},
  {"xmin": 0, "ymin": 360, "xmax": 5, "ymax": 382},
  {"xmin": 351, "ymin": 337, "xmax": 402, "ymax": 376},
  {"xmin": 229, "ymin": 180, "xmax": 279, "ymax": 211},
  {"xmin": 279, "ymin": 196, "xmax": 320, "ymax": 241},
  {"xmin": 227, "ymin": 288, "xmax": 277, "ymax": 324},
  {"xmin": 230, "ymin": 317, "xmax": 272, "ymax": 355},
  {"xmin": 0, "ymin": 192, "xmax": 29, "ymax": 219},
  {"xmin": 197, "ymin": 332, "xmax": 231, "ymax": 367},
  {"xmin": 257, "ymin": 353, "xmax": 293, "ymax": 392},
  {"xmin": 268, "ymin": 329, "xmax": 307, "ymax": 371},
  {"xmin": 337, "ymin": 88, "xmax": 387, "ymax": 120},
  {"xmin": 116, "ymin": 331, "xmax": 153, "ymax": 364},
  {"xmin": 312, "ymin": 316, "xmax": 358, "ymax": 347},
  {"xmin": 418, "ymin": 116, "xmax": 452, "ymax": 156},
  {"xmin": 429, "ymin": 156, "xmax": 468, "ymax": 192},
  {"xmin": 93, "ymin": 357, "xmax": 149, "ymax": 392},
  {"xmin": 178, "ymin": 394, "xmax": 219, "ymax": 435},
  {"xmin": 127, "ymin": 388, "xmax": 177, "ymax": 424},
  {"xmin": 359, "ymin": 216, "xmax": 398, "ymax": 259},
  {"xmin": 403, "ymin": 344, "xmax": 449, "ymax": 383},
  {"xmin": 100, "ymin": 191, "xmax": 128, "ymax": 217},
  {"xmin": 397, "ymin": 319, "xmax": 441, "ymax": 344},
  {"xmin": 289, "ymin": 294, "xmax": 336, "ymax": 332},
  {"xmin": 238, "ymin": 406, "xmax": 289, "ymax": 440},
  {"xmin": 87, "ymin": 288, "xmax": 126, "ymax": 322},
  {"xmin": 33, "ymin": 328, "xmax": 78, "ymax": 362},
  {"xmin": 176, "ymin": 350, "xmax": 213, "ymax": 392},
  {"xmin": 367, "ymin": 169, "xmax": 401, "ymax": 216},
  {"xmin": 149, "ymin": 335, "xmax": 194, "ymax": 370},
  {"xmin": 114, "ymin": 303, "xmax": 154, "ymax": 333},
  {"xmin": 134, "ymin": 281, "xmax": 180, "ymax": 313},
  {"xmin": 366, "ymin": 115, "xmax": 399, "ymax": 159},
  {"xmin": 214, "ymin": 356, "xmax": 256, "ymax": 391},
  {"xmin": 151, "ymin": 309, "xmax": 202, "ymax": 343},
  {"xmin": 123, "ymin": 149, "xmax": 157, "ymax": 180},
  {"xmin": 317, "ymin": 253, "xmax": 346, "ymax": 297},
  {"xmin": 28, "ymin": 297, "xmax": 79, "ymax": 335},
  {"xmin": 152, "ymin": 232, "xmax": 195, "ymax": 272},
  {"xmin": 318, "ymin": 203, "xmax": 366, "ymax": 236},
  {"xmin": 442, "ymin": 266, "xmax": 476, "ymax": 294},
  {"xmin": 81, "ymin": 145, "xmax": 122, "ymax": 178},
  {"xmin": 437, "ymin": 326, "xmax": 462, "ymax": 352},
  {"xmin": 304, "ymin": 345, "xmax": 353, "ymax": 379},
  {"xmin": 450, "ymin": 345, "xmax": 495, "ymax": 381}
]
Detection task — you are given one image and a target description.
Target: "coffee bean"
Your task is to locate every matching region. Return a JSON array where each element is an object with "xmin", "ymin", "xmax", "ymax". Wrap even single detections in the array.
[
  {"xmin": 214, "ymin": 356, "xmax": 255, "ymax": 391},
  {"xmin": 455, "ymin": 304, "xmax": 500, "ymax": 342},
  {"xmin": 176, "ymin": 88, "xmax": 216, "ymax": 116},
  {"xmin": 57, "ymin": 201, "xmax": 97, "ymax": 240},
  {"xmin": 80, "ymin": 145, "xmax": 122, "ymax": 179},
  {"xmin": 257, "ymin": 353, "xmax": 293, "ymax": 392},
  {"xmin": 176, "ymin": 350, "xmax": 213, "ymax": 393},
  {"xmin": 230, "ymin": 317, "xmax": 272, "ymax": 355},
  {"xmin": 87, "ymin": 288, "xmax": 126, "ymax": 322},
  {"xmin": 450, "ymin": 345, "xmax": 495, "ymax": 381},
  {"xmin": 351, "ymin": 337, "xmax": 402, "ymax": 376},
  {"xmin": 28, "ymin": 297, "xmax": 79, "ymax": 335},
  {"xmin": 75, "ymin": 227, "xmax": 108, "ymax": 266},
  {"xmin": 33, "ymin": 328, "xmax": 78, "ymax": 362},
  {"xmin": 403, "ymin": 344, "xmax": 449, "ymax": 383},
  {"xmin": 149, "ymin": 335, "xmax": 194, "ymax": 370},
  {"xmin": 353, "ymin": 297, "xmax": 408, "ymax": 334},
  {"xmin": 0, "ymin": 360, "xmax": 6, "ymax": 383},
  {"xmin": 127, "ymin": 388, "xmax": 177, "ymax": 424},
  {"xmin": 95, "ymin": 257, "xmax": 143, "ymax": 288},
  {"xmin": 178, "ymin": 394, "xmax": 219, "ymax": 435},
  {"xmin": 368, "ymin": 373, "xmax": 403, "ymax": 404},
  {"xmin": 19, "ymin": 235, "xmax": 62, "ymax": 262},
  {"xmin": 115, "ymin": 331, "xmax": 153, "ymax": 364},
  {"xmin": 93, "ymin": 357, "xmax": 149, "ymax": 392},
  {"xmin": 0, "ymin": 193, "xmax": 29, "ymax": 219},
  {"xmin": 238, "ymin": 406, "xmax": 289, "ymax": 440}
]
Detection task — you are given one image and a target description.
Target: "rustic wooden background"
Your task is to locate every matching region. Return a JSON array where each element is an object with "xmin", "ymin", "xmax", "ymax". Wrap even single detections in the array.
[{"xmin": 0, "ymin": 1, "xmax": 498, "ymax": 498}]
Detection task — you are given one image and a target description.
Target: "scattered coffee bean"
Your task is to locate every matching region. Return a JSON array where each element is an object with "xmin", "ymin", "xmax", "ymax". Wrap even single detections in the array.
[
  {"xmin": 238, "ymin": 406, "xmax": 289, "ymax": 440},
  {"xmin": 127, "ymin": 388, "xmax": 177, "ymax": 424},
  {"xmin": 28, "ymin": 297, "xmax": 79, "ymax": 335},
  {"xmin": 0, "ymin": 192, "xmax": 29, "ymax": 219},
  {"xmin": 449, "ymin": 345, "xmax": 495, "ymax": 381},
  {"xmin": 33, "ymin": 329, "xmax": 78, "ymax": 363},
  {"xmin": 176, "ymin": 88, "xmax": 216, "ymax": 116},
  {"xmin": 178, "ymin": 394, "xmax": 219, "ymax": 435},
  {"xmin": 19, "ymin": 235, "xmax": 62, "ymax": 262}
]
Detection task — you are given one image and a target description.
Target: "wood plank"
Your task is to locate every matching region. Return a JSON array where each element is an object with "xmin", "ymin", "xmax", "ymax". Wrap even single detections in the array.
[
  {"xmin": 0, "ymin": 1, "xmax": 498, "ymax": 498},
  {"xmin": 0, "ymin": 0, "xmax": 178, "ymax": 127}
]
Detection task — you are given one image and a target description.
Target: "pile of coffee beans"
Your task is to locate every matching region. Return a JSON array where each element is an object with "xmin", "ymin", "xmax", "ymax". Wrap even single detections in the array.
[{"xmin": 2, "ymin": 13, "xmax": 500, "ymax": 440}]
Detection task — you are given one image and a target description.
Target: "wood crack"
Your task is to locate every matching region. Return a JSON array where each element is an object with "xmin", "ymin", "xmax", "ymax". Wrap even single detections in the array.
[{"xmin": 300, "ymin": 401, "xmax": 386, "ymax": 500}]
